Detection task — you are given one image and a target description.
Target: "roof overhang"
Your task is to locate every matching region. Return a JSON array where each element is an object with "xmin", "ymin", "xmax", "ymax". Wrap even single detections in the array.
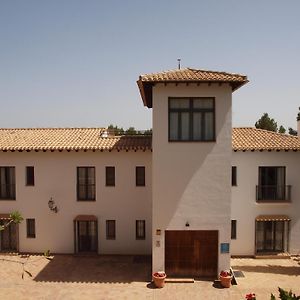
[
  {"xmin": 256, "ymin": 215, "xmax": 290, "ymax": 222},
  {"xmin": 137, "ymin": 79, "xmax": 248, "ymax": 108},
  {"xmin": 0, "ymin": 214, "xmax": 11, "ymax": 220},
  {"xmin": 74, "ymin": 215, "xmax": 97, "ymax": 221}
]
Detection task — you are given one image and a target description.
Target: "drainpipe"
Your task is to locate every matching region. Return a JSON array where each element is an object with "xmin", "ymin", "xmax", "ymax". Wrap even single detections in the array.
[{"xmin": 298, "ymin": 107, "xmax": 300, "ymax": 136}]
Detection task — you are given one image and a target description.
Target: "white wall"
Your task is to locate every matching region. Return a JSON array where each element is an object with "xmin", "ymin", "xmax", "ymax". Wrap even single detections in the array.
[
  {"xmin": 151, "ymin": 83, "xmax": 233, "ymax": 273},
  {"xmin": 0, "ymin": 150, "xmax": 152, "ymax": 254},
  {"xmin": 232, "ymin": 151, "xmax": 300, "ymax": 256}
]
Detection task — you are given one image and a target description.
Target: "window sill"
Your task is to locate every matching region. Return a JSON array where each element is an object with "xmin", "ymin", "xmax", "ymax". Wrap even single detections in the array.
[
  {"xmin": 77, "ymin": 199, "xmax": 96, "ymax": 202},
  {"xmin": 0, "ymin": 199, "xmax": 16, "ymax": 201},
  {"xmin": 256, "ymin": 200, "xmax": 291, "ymax": 204}
]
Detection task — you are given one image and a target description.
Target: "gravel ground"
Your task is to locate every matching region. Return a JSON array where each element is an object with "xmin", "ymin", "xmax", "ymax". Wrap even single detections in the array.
[{"xmin": 0, "ymin": 254, "xmax": 299, "ymax": 300}]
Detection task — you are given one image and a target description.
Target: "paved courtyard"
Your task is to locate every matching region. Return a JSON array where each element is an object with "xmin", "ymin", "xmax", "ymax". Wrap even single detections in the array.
[{"xmin": 0, "ymin": 254, "xmax": 299, "ymax": 299}]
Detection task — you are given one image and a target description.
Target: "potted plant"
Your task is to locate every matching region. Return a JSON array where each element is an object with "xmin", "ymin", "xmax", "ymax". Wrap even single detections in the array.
[
  {"xmin": 152, "ymin": 271, "xmax": 166, "ymax": 288},
  {"xmin": 219, "ymin": 270, "xmax": 232, "ymax": 288}
]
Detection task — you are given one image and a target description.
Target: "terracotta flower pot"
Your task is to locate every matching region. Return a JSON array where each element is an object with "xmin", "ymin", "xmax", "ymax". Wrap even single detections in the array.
[
  {"xmin": 220, "ymin": 275, "xmax": 232, "ymax": 288},
  {"xmin": 152, "ymin": 272, "xmax": 166, "ymax": 288}
]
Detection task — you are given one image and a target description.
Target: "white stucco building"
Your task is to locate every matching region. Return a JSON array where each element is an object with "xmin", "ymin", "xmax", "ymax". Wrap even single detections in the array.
[
  {"xmin": 231, "ymin": 127, "xmax": 300, "ymax": 257},
  {"xmin": 1, "ymin": 68, "xmax": 299, "ymax": 278}
]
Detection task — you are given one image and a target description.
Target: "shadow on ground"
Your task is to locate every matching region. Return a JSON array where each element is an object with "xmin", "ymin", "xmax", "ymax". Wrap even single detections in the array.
[
  {"xmin": 232, "ymin": 265, "xmax": 300, "ymax": 276},
  {"xmin": 34, "ymin": 255, "xmax": 152, "ymax": 284}
]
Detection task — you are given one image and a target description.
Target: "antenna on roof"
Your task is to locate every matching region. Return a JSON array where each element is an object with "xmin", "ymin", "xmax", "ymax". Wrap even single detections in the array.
[{"xmin": 177, "ymin": 58, "xmax": 181, "ymax": 70}]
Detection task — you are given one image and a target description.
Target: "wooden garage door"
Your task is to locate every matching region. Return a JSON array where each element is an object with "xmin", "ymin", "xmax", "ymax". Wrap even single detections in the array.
[{"xmin": 165, "ymin": 230, "xmax": 218, "ymax": 278}]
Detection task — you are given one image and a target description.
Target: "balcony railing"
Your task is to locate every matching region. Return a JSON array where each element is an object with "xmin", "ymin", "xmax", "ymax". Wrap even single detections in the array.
[{"xmin": 256, "ymin": 185, "xmax": 291, "ymax": 202}]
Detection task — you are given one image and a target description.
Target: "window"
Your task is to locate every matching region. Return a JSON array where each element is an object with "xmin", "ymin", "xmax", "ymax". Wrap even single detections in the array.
[
  {"xmin": 106, "ymin": 220, "xmax": 116, "ymax": 240},
  {"xmin": 0, "ymin": 167, "xmax": 16, "ymax": 200},
  {"xmin": 136, "ymin": 166, "xmax": 145, "ymax": 186},
  {"xmin": 232, "ymin": 166, "xmax": 237, "ymax": 186},
  {"xmin": 231, "ymin": 220, "xmax": 237, "ymax": 239},
  {"xmin": 136, "ymin": 220, "xmax": 145, "ymax": 240},
  {"xmin": 77, "ymin": 167, "xmax": 96, "ymax": 201},
  {"xmin": 169, "ymin": 97, "xmax": 215, "ymax": 141},
  {"xmin": 26, "ymin": 219, "xmax": 36, "ymax": 238},
  {"xmin": 257, "ymin": 167, "xmax": 289, "ymax": 201},
  {"xmin": 106, "ymin": 167, "xmax": 115, "ymax": 186},
  {"xmin": 26, "ymin": 166, "xmax": 35, "ymax": 186}
]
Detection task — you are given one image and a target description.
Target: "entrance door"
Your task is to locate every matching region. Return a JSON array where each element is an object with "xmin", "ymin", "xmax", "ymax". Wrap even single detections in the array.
[
  {"xmin": 165, "ymin": 230, "xmax": 218, "ymax": 278},
  {"xmin": 256, "ymin": 221, "xmax": 285, "ymax": 253},
  {"xmin": 0, "ymin": 221, "xmax": 17, "ymax": 252},
  {"xmin": 76, "ymin": 221, "xmax": 98, "ymax": 253}
]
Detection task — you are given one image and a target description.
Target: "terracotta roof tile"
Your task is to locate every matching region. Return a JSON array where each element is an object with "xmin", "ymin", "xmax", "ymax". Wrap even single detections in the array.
[
  {"xmin": 137, "ymin": 68, "xmax": 248, "ymax": 107},
  {"xmin": 139, "ymin": 68, "xmax": 247, "ymax": 83},
  {"xmin": 1, "ymin": 127, "xmax": 298, "ymax": 152},
  {"xmin": 232, "ymin": 128, "xmax": 300, "ymax": 151},
  {"xmin": 0, "ymin": 214, "xmax": 11, "ymax": 220},
  {"xmin": 256, "ymin": 215, "xmax": 290, "ymax": 221},
  {"xmin": 0, "ymin": 128, "xmax": 152, "ymax": 152}
]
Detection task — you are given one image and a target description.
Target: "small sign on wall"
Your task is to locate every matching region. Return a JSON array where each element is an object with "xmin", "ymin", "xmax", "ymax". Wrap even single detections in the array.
[{"xmin": 220, "ymin": 243, "xmax": 230, "ymax": 253}]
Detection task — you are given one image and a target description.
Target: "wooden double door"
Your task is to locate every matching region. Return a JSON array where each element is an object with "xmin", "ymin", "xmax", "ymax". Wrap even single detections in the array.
[
  {"xmin": 0, "ymin": 221, "xmax": 17, "ymax": 252},
  {"xmin": 75, "ymin": 220, "xmax": 98, "ymax": 253},
  {"xmin": 165, "ymin": 230, "xmax": 218, "ymax": 278}
]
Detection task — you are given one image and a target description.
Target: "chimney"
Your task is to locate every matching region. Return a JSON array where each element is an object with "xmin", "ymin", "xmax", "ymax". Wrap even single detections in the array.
[{"xmin": 298, "ymin": 107, "xmax": 300, "ymax": 137}]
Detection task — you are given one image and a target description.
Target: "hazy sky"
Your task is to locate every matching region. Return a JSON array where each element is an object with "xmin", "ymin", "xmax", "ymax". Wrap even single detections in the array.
[{"xmin": 0, "ymin": 1, "xmax": 299, "ymax": 130}]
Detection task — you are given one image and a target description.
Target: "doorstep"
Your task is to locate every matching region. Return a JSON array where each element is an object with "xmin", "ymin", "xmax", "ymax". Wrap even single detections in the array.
[
  {"xmin": 255, "ymin": 252, "xmax": 290, "ymax": 259},
  {"xmin": 165, "ymin": 278, "xmax": 194, "ymax": 283}
]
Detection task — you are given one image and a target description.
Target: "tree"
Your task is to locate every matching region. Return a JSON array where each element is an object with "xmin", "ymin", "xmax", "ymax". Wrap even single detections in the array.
[
  {"xmin": 125, "ymin": 127, "xmax": 137, "ymax": 135},
  {"xmin": 288, "ymin": 127, "xmax": 297, "ymax": 136},
  {"xmin": 0, "ymin": 211, "xmax": 23, "ymax": 231},
  {"xmin": 278, "ymin": 125, "xmax": 286, "ymax": 134},
  {"xmin": 107, "ymin": 124, "xmax": 152, "ymax": 136},
  {"xmin": 143, "ymin": 129, "xmax": 152, "ymax": 135},
  {"xmin": 108, "ymin": 124, "xmax": 124, "ymax": 135},
  {"xmin": 255, "ymin": 113, "xmax": 278, "ymax": 132}
]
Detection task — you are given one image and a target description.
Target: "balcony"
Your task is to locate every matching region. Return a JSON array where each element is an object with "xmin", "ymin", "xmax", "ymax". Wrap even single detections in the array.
[{"xmin": 256, "ymin": 185, "xmax": 291, "ymax": 203}]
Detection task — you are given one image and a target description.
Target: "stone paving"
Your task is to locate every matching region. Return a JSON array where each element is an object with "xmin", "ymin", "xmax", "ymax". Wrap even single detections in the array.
[{"xmin": 0, "ymin": 254, "xmax": 299, "ymax": 299}]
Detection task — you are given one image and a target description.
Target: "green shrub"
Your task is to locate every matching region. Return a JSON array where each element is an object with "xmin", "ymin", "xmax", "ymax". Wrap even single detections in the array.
[{"xmin": 271, "ymin": 288, "xmax": 300, "ymax": 300}]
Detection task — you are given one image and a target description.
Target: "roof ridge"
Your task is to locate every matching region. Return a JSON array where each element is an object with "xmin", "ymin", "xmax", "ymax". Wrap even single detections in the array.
[
  {"xmin": 234, "ymin": 127, "xmax": 299, "ymax": 138},
  {"xmin": 139, "ymin": 68, "xmax": 189, "ymax": 77},
  {"xmin": 232, "ymin": 127, "xmax": 254, "ymax": 129},
  {"xmin": 140, "ymin": 67, "xmax": 247, "ymax": 78},
  {"xmin": 250, "ymin": 127, "xmax": 299, "ymax": 138},
  {"xmin": 0, "ymin": 127, "xmax": 106, "ymax": 130},
  {"xmin": 103, "ymin": 135, "xmax": 152, "ymax": 138},
  {"xmin": 187, "ymin": 68, "xmax": 247, "ymax": 78}
]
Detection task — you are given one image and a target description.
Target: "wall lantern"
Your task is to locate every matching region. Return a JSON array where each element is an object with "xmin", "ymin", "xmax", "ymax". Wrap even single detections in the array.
[
  {"xmin": 48, "ymin": 197, "xmax": 58, "ymax": 213},
  {"xmin": 185, "ymin": 221, "xmax": 190, "ymax": 227}
]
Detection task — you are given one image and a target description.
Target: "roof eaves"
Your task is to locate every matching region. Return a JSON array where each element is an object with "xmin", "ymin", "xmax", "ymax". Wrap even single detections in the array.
[{"xmin": 231, "ymin": 79, "xmax": 249, "ymax": 92}]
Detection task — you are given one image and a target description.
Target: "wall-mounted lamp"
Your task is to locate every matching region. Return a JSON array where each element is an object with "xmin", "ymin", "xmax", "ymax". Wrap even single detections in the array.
[
  {"xmin": 185, "ymin": 221, "xmax": 190, "ymax": 227},
  {"xmin": 48, "ymin": 197, "xmax": 58, "ymax": 213}
]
